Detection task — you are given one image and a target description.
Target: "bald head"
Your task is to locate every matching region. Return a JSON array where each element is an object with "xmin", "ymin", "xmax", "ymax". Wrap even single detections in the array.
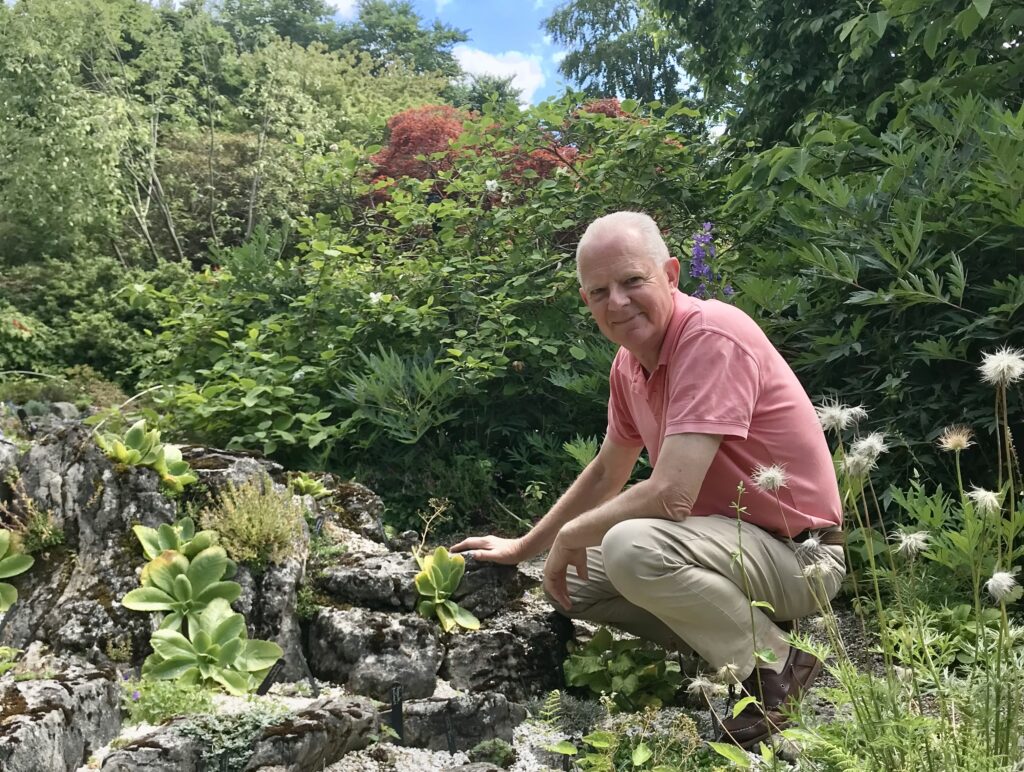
[{"xmin": 576, "ymin": 211, "xmax": 670, "ymax": 284}]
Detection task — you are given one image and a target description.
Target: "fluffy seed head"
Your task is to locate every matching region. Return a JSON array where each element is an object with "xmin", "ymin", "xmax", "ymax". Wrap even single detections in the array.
[
  {"xmin": 937, "ymin": 425, "xmax": 974, "ymax": 453},
  {"xmin": 851, "ymin": 432, "xmax": 889, "ymax": 462},
  {"xmin": 967, "ymin": 487, "xmax": 1003, "ymax": 516},
  {"xmin": 686, "ymin": 676, "xmax": 725, "ymax": 697},
  {"xmin": 815, "ymin": 400, "xmax": 868, "ymax": 433},
  {"xmin": 893, "ymin": 529, "xmax": 930, "ymax": 558},
  {"xmin": 795, "ymin": 536, "xmax": 822, "ymax": 561},
  {"xmin": 716, "ymin": 663, "xmax": 743, "ymax": 684},
  {"xmin": 752, "ymin": 464, "xmax": 789, "ymax": 492},
  {"xmin": 986, "ymin": 568, "xmax": 1022, "ymax": 604},
  {"xmin": 801, "ymin": 560, "xmax": 834, "ymax": 580},
  {"xmin": 841, "ymin": 452, "xmax": 876, "ymax": 479},
  {"xmin": 979, "ymin": 347, "xmax": 1024, "ymax": 388}
]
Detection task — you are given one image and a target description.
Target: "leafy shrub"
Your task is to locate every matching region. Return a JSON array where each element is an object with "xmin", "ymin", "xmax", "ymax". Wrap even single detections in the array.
[
  {"xmin": 121, "ymin": 678, "xmax": 215, "ymax": 725},
  {"xmin": 563, "ymin": 628, "xmax": 683, "ymax": 713},
  {"xmin": 199, "ymin": 477, "xmax": 305, "ymax": 571},
  {"xmin": 725, "ymin": 94, "xmax": 1024, "ymax": 498},
  {"xmin": 146, "ymin": 95, "xmax": 715, "ymax": 532}
]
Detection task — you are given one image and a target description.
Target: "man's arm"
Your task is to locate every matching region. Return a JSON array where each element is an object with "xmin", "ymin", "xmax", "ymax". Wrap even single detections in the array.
[
  {"xmin": 450, "ymin": 435, "xmax": 641, "ymax": 563},
  {"xmin": 544, "ymin": 432, "xmax": 721, "ymax": 609},
  {"xmin": 556, "ymin": 432, "xmax": 722, "ymax": 550}
]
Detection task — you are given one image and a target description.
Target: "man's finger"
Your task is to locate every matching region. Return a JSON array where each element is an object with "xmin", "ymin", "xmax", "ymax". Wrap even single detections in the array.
[
  {"xmin": 449, "ymin": 537, "xmax": 483, "ymax": 553},
  {"xmin": 573, "ymin": 552, "xmax": 589, "ymax": 583}
]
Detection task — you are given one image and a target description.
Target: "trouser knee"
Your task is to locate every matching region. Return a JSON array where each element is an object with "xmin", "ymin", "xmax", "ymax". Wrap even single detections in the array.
[{"xmin": 601, "ymin": 519, "xmax": 665, "ymax": 597}]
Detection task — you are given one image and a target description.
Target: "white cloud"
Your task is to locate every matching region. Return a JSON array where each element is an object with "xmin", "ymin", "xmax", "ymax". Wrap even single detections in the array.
[
  {"xmin": 326, "ymin": 0, "xmax": 358, "ymax": 20},
  {"xmin": 542, "ymin": 34, "xmax": 553, "ymax": 45},
  {"xmin": 552, "ymin": 50, "xmax": 567, "ymax": 64},
  {"xmin": 453, "ymin": 45, "xmax": 546, "ymax": 106},
  {"xmin": 436, "ymin": 0, "xmax": 453, "ymax": 11},
  {"xmin": 534, "ymin": 0, "xmax": 547, "ymax": 8}
]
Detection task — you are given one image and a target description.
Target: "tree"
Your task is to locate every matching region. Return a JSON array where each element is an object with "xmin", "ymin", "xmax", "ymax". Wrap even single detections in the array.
[
  {"xmin": 217, "ymin": 0, "xmax": 335, "ymax": 49},
  {"xmin": 543, "ymin": 0, "xmax": 690, "ymax": 103},
  {"xmin": 652, "ymin": 0, "xmax": 1024, "ymax": 143},
  {"xmin": 330, "ymin": 0, "xmax": 467, "ymax": 77},
  {"xmin": 444, "ymin": 74, "xmax": 523, "ymax": 113}
]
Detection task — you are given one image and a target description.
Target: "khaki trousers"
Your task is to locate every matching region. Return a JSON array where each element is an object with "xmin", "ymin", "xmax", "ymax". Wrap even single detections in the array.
[{"xmin": 550, "ymin": 515, "xmax": 845, "ymax": 679}]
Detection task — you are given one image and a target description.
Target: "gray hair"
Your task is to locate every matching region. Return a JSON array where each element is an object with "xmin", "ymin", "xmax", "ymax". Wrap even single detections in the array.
[{"xmin": 575, "ymin": 211, "xmax": 671, "ymax": 284}]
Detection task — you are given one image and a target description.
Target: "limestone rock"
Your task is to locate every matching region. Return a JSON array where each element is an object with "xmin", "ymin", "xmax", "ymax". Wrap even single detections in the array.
[
  {"xmin": 0, "ymin": 664, "xmax": 120, "ymax": 772},
  {"xmin": 307, "ymin": 608, "xmax": 442, "ymax": 701},
  {"xmin": 234, "ymin": 556, "xmax": 311, "ymax": 683},
  {"xmin": 243, "ymin": 697, "xmax": 378, "ymax": 770},
  {"xmin": 316, "ymin": 553, "xmax": 419, "ymax": 611},
  {"xmin": 0, "ymin": 425, "xmax": 175, "ymax": 665},
  {"xmin": 328, "ymin": 480, "xmax": 385, "ymax": 544},
  {"xmin": 452, "ymin": 563, "xmax": 538, "ymax": 621},
  {"xmin": 100, "ymin": 725, "xmax": 204, "ymax": 772},
  {"xmin": 442, "ymin": 609, "xmax": 573, "ymax": 702},
  {"xmin": 400, "ymin": 694, "xmax": 526, "ymax": 751}
]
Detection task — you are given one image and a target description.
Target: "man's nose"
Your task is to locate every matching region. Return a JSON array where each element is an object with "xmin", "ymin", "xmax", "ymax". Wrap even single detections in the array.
[{"xmin": 607, "ymin": 284, "xmax": 630, "ymax": 308}]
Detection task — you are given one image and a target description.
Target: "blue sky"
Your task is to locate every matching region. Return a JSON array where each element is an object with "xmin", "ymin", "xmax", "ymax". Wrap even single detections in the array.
[{"xmin": 329, "ymin": 0, "xmax": 571, "ymax": 104}]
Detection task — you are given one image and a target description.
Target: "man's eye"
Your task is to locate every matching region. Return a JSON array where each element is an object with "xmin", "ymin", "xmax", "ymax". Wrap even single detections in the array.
[{"xmin": 627, "ymin": 276, "xmax": 643, "ymax": 284}]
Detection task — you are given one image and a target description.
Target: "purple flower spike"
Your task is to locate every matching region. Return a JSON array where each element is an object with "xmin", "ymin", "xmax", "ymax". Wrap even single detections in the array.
[
  {"xmin": 131, "ymin": 690, "xmax": 141, "ymax": 701},
  {"xmin": 724, "ymin": 284, "xmax": 735, "ymax": 296},
  {"xmin": 702, "ymin": 222, "xmax": 713, "ymax": 231}
]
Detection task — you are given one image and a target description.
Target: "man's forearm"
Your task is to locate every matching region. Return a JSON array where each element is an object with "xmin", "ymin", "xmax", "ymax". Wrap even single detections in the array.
[
  {"xmin": 517, "ymin": 460, "xmax": 627, "ymax": 559},
  {"xmin": 558, "ymin": 477, "xmax": 689, "ymax": 550}
]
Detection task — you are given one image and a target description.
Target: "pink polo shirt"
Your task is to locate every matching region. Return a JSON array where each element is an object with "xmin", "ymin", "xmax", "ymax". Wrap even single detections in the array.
[{"xmin": 607, "ymin": 291, "xmax": 841, "ymax": 537}]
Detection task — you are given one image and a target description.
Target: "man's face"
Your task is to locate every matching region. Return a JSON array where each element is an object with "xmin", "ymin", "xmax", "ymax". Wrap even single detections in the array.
[{"xmin": 578, "ymin": 229, "xmax": 680, "ymax": 367}]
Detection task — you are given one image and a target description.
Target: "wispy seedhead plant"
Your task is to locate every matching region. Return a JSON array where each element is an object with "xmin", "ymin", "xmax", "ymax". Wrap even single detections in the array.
[{"xmin": 788, "ymin": 346, "xmax": 1024, "ymax": 771}]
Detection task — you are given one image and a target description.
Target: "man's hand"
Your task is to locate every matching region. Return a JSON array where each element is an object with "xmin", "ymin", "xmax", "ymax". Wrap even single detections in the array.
[
  {"xmin": 449, "ymin": 535, "xmax": 525, "ymax": 565},
  {"xmin": 543, "ymin": 536, "xmax": 589, "ymax": 611}
]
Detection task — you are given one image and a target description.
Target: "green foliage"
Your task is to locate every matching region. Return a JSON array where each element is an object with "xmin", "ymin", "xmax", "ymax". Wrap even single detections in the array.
[
  {"xmin": 413, "ymin": 546, "xmax": 480, "ymax": 633},
  {"xmin": 468, "ymin": 738, "xmax": 517, "ymax": 768},
  {"xmin": 199, "ymin": 476, "xmax": 305, "ymax": 571},
  {"xmin": 178, "ymin": 699, "xmax": 290, "ymax": 772},
  {"xmin": 141, "ymin": 598, "xmax": 283, "ymax": 696},
  {"xmin": 888, "ymin": 602, "xmax": 1014, "ymax": 670},
  {"xmin": 0, "ymin": 529, "xmax": 35, "ymax": 612},
  {"xmin": 123, "ymin": 543, "xmax": 242, "ymax": 634},
  {"xmin": 17, "ymin": 509, "xmax": 65, "ymax": 555},
  {"xmin": 543, "ymin": 0, "xmax": 691, "ymax": 104},
  {"xmin": 0, "ymin": 647, "xmax": 21, "ymax": 677},
  {"xmin": 147, "ymin": 95, "xmax": 713, "ymax": 530},
  {"xmin": 95, "ymin": 419, "xmax": 199, "ymax": 494},
  {"xmin": 547, "ymin": 708, "xmax": 716, "ymax": 771},
  {"xmin": 121, "ymin": 677, "xmax": 215, "ymax": 725},
  {"xmin": 563, "ymin": 628, "xmax": 683, "ymax": 713},
  {"xmin": 727, "ymin": 95, "xmax": 1024, "ymax": 493},
  {"xmin": 121, "ymin": 514, "xmax": 283, "ymax": 696},
  {"xmin": 288, "ymin": 472, "xmax": 329, "ymax": 499},
  {"xmin": 444, "ymin": 74, "xmax": 523, "ymax": 113}
]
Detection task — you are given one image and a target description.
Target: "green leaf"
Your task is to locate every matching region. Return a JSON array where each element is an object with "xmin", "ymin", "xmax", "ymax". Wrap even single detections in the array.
[
  {"xmin": 147, "ymin": 654, "xmax": 199, "ymax": 680},
  {"xmin": 194, "ymin": 580, "xmax": 242, "ymax": 605},
  {"xmin": 132, "ymin": 525, "xmax": 163, "ymax": 560},
  {"xmin": 546, "ymin": 740, "xmax": 578, "ymax": 756},
  {"xmin": 186, "ymin": 546, "xmax": 228, "ymax": 591},
  {"xmin": 750, "ymin": 600, "xmax": 775, "ymax": 612},
  {"xmin": 973, "ymin": 0, "xmax": 992, "ymax": 19},
  {"xmin": 212, "ymin": 668, "xmax": 252, "ymax": 696},
  {"xmin": 0, "ymin": 530, "xmax": 11, "ymax": 558},
  {"xmin": 0, "ymin": 582, "xmax": 17, "ymax": 611},
  {"xmin": 569, "ymin": 345, "xmax": 586, "ymax": 360},
  {"xmin": 445, "ymin": 600, "xmax": 480, "ymax": 630},
  {"xmin": 0, "ymin": 553, "xmax": 34, "ymax": 580},
  {"xmin": 121, "ymin": 586, "xmax": 174, "ymax": 611},
  {"xmin": 632, "ymin": 742, "xmax": 653, "ymax": 766},
  {"xmin": 868, "ymin": 10, "xmax": 889, "ymax": 38},
  {"xmin": 435, "ymin": 601, "xmax": 457, "ymax": 632},
  {"xmin": 241, "ymin": 639, "xmax": 283, "ymax": 671},
  {"xmin": 150, "ymin": 630, "xmax": 195, "ymax": 660},
  {"xmin": 582, "ymin": 730, "xmax": 616, "ymax": 749},
  {"xmin": 708, "ymin": 742, "xmax": 752, "ymax": 767},
  {"xmin": 923, "ymin": 19, "xmax": 946, "ymax": 58},
  {"xmin": 733, "ymin": 696, "xmax": 759, "ymax": 717}
]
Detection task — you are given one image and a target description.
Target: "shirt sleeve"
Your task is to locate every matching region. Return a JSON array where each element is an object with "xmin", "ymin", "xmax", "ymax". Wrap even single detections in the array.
[
  {"xmin": 664, "ymin": 330, "xmax": 761, "ymax": 440},
  {"xmin": 607, "ymin": 352, "xmax": 644, "ymax": 447}
]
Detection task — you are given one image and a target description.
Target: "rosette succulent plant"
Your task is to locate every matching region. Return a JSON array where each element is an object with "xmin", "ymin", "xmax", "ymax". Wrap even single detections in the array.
[
  {"xmin": 414, "ymin": 546, "xmax": 479, "ymax": 633},
  {"xmin": 0, "ymin": 529, "xmax": 34, "ymax": 611}
]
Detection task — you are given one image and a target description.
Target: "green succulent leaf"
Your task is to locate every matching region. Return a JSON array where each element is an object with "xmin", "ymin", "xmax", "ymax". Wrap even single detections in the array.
[
  {"xmin": 121, "ymin": 586, "xmax": 174, "ymax": 611},
  {"xmin": 194, "ymin": 580, "xmax": 242, "ymax": 605},
  {"xmin": 132, "ymin": 525, "xmax": 163, "ymax": 560},
  {"xmin": 0, "ymin": 582, "xmax": 17, "ymax": 611},
  {"xmin": 151, "ymin": 629, "xmax": 195, "ymax": 660},
  {"xmin": 0, "ymin": 553, "xmax": 34, "ymax": 580},
  {"xmin": 186, "ymin": 546, "xmax": 229, "ymax": 591}
]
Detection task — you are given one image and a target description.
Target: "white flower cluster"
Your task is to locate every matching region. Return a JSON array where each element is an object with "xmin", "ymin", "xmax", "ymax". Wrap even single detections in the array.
[
  {"xmin": 987, "ymin": 568, "xmax": 1022, "ymax": 604},
  {"xmin": 752, "ymin": 463, "xmax": 788, "ymax": 492}
]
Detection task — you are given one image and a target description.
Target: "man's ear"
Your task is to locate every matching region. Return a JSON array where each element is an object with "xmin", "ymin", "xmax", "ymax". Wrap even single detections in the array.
[
  {"xmin": 664, "ymin": 257, "xmax": 681, "ymax": 286},
  {"xmin": 579, "ymin": 286, "xmax": 590, "ymax": 306}
]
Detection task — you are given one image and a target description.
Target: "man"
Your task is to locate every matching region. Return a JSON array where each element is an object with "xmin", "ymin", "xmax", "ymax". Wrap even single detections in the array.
[{"xmin": 451, "ymin": 211, "xmax": 845, "ymax": 749}]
